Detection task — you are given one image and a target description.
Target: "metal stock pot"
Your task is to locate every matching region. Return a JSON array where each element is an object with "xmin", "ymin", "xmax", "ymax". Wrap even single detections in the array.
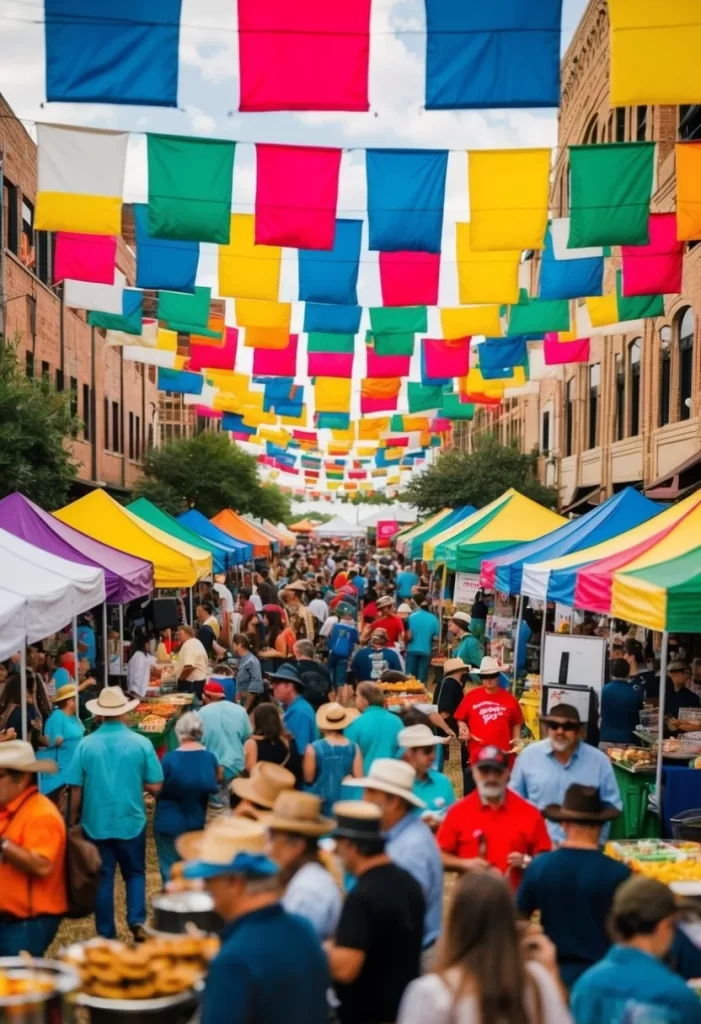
[{"xmin": 0, "ymin": 958, "xmax": 79, "ymax": 1024}]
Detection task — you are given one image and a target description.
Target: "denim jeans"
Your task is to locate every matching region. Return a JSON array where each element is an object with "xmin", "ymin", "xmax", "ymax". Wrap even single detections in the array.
[
  {"xmin": 0, "ymin": 914, "xmax": 62, "ymax": 956},
  {"xmin": 89, "ymin": 828, "xmax": 147, "ymax": 938},
  {"xmin": 405, "ymin": 651, "xmax": 430, "ymax": 683},
  {"xmin": 327, "ymin": 654, "xmax": 348, "ymax": 689},
  {"xmin": 154, "ymin": 831, "xmax": 179, "ymax": 887}
]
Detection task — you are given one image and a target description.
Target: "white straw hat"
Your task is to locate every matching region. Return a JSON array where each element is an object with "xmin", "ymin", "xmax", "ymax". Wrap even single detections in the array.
[
  {"xmin": 348, "ymin": 758, "xmax": 426, "ymax": 809},
  {"xmin": 0, "ymin": 740, "xmax": 57, "ymax": 774},
  {"xmin": 478, "ymin": 656, "xmax": 510, "ymax": 676},
  {"xmin": 85, "ymin": 685, "xmax": 139, "ymax": 718},
  {"xmin": 398, "ymin": 724, "xmax": 449, "ymax": 749}
]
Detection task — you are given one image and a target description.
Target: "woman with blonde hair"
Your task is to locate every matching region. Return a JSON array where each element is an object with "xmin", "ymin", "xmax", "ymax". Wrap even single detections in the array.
[{"xmin": 398, "ymin": 873, "xmax": 571, "ymax": 1024}]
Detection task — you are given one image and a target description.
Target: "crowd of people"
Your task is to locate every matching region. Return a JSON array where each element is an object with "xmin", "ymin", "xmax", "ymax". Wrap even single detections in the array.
[{"xmin": 1, "ymin": 539, "xmax": 701, "ymax": 1024}]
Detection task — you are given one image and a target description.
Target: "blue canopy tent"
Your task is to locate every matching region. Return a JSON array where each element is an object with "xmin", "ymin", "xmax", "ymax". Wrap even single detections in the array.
[
  {"xmin": 177, "ymin": 509, "xmax": 253, "ymax": 565},
  {"xmin": 481, "ymin": 488, "xmax": 663, "ymax": 596}
]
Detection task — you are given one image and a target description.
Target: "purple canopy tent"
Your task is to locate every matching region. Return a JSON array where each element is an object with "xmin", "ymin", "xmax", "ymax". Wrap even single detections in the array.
[{"xmin": 0, "ymin": 493, "xmax": 154, "ymax": 687}]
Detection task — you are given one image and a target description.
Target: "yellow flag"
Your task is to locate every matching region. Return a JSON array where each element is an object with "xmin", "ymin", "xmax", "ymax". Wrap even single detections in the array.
[
  {"xmin": 469, "ymin": 149, "xmax": 550, "ymax": 251},
  {"xmin": 456, "ymin": 223, "xmax": 520, "ymax": 305},
  {"xmin": 219, "ymin": 214, "xmax": 281, "ymax": 301}
]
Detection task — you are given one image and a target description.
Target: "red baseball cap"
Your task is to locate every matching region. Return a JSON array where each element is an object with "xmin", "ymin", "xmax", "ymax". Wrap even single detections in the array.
[
  {"xmin": 203, "ymin": 681, "xmax": 225, "ymax": 698},
  {"xmin": 473, "ymin": 745, "xmax": 509, "ymax": 771}
]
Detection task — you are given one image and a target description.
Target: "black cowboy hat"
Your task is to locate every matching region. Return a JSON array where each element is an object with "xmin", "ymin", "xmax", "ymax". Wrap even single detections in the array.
[{"xmin": 543, "ymin": 783, "xmax": 621, "ymax": 824}]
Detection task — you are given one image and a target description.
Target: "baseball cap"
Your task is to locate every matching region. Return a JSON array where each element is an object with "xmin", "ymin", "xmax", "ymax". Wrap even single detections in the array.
[
  {"xmin": 612, "ymin": 875, "xmax": 692, "ymax": 925},
  {"xmin": 203, "ymin": 680, "xmax": 225, "ymax": 698},
  {"xmin": 472, "ymin": 745, "xmax": 509, "ymax": 771}
]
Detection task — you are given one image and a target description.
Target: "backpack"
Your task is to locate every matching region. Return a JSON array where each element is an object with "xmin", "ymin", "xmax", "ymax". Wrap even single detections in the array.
[
  {"xmin": 330, "ymin": 625, "xmax": 355, "ymax": 659},
  {"xmin": 298, "ymin": 665, "xmax": 331, "ymax": 709},
  {"xmin": 64, "ymin": 790, "xmax": 102, "ymax": 918}
]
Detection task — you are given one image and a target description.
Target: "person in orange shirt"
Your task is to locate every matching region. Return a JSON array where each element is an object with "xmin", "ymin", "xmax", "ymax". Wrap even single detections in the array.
[{"xmin": 0, "ymin": 740, "xmax": 67, "ymax": 956}]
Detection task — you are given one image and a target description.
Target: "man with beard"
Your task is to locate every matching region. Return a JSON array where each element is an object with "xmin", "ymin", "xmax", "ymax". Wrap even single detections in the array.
[
  {"xmin": 510, "ymin": 703, "xmax": 621, "ymax": 846},
  {"xmin": 437, "ymin": 745, "xmax": 551, "ymax": 890}
]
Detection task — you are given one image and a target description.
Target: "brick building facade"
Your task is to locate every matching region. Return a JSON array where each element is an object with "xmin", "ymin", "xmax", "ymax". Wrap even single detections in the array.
[
  {"xmin": 468, "ymin": 0, "xmax": 701, "ymax": 510},
  {"xmin": 0, "ymin": 93, "xmax": 159, "ymax": 497}
]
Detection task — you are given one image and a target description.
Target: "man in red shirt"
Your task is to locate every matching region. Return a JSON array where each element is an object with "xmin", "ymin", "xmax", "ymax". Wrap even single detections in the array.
[
  {"xmin": 362, "ymin": 595, "xmax": 405, "ymax": 647},
  {"xmin": 437, "ymin": 745, "xmax": 551, "ymax": 889},
  {"xmin": 455, "ymin": 655, "xmax": 523, "ymax": 793}
]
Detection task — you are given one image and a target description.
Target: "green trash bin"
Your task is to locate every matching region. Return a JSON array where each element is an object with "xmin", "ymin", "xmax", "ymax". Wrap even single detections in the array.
[{"xmin": 610, "ymin": 763, "xmax": 660, "ymax": 839}]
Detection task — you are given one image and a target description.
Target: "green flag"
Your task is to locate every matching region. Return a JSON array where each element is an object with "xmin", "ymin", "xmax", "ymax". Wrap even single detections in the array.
[{"xmin": 568, "ymin": 142, "xmax": 655, "ymax": 248}]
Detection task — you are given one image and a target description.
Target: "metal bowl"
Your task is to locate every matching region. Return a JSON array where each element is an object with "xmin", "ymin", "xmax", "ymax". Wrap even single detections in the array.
[
  {"xmin": 75, "ymin": 982, "xmax": 202, "ymax": 1024},
  {"xmin": 151, "ymin": 891, "xmax": 223, "ymax": 935},
  {"xmin": 0, "ymin": 958, "xmax": 80, "ymax": 1024}
]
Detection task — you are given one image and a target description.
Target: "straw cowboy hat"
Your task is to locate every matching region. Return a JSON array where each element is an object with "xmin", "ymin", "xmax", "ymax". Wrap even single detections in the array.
[
  {"xmin": 284, "ymin": 581, "xmax": 308, "ymax": 593},
  {"xmin": 316, "ymin": 702, "xmax": 358, "ymax": 732},
  {"xmin": 442, "ymin": 657, "xmax": 469, "ymax": 677},
  {"xmin": 0, "ymin": 740, "xmax": 57, "ymax": 774},
  {"xmin": 451, "ymin": 611, "xmax": 471, "ymax": 627},
  {"xmin": 397, "ymin": 603, "xmax": 412, "ymax": 617},
  {"xmin": 376, "ymin": 596, "xmax": 394, "ymax": 609},
  {"xmin": 230, "ymin": 761, "xmax": 296, "ymax": 809},
  {"xmin": 350, "ymin": 758, "xmax": 426, "ymax": 809},
  {"xmin": 477, "ymin": 656, "xmax": 510, "ymax": 676},
  {"xmin": 259, "ymin": 791, "xmax": 335, "ymax": 837},
  {"xmin": 85, "ymin": 685, "xmax": 139, "ymax": 718},
  {"xmin": 543, "ymin": 783, "xmax": 621, "ymax": 825},
  {"xmin": 332, "ymin": 800, "xmax": 383, "ymax": 842},
  {"xmin": 177, "ymin": 817, "xmax": 278, "ymax": 880},
  {"xmin": 398, "ymin": 724, "xmax": 449, "ymax": 749},
  {"xmin": 53, "ymin": 683, "xmax": 78, "ymax": 704}
]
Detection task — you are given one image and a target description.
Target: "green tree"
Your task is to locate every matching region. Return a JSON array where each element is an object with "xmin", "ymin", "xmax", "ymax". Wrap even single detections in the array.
[
  {"xmin": 0, "ymin": 340, "xmax": 80, "ymax": 509},
  {"xmin": 135, "ymin": 431, "xmax": 292, "ymax": 521},
  {"xmin": 400, "ymin": 436, "xmax": 557, "ymax": 514}
]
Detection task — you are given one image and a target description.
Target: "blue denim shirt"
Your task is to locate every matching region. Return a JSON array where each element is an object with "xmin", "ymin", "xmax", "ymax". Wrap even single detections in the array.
[
  {"xmin": 509, "ymin": 738, "xmax": 622, "ymax": 844},
  {"xmin": 386, "ymin": 812, "xmax": 443, "ymax": 948}
]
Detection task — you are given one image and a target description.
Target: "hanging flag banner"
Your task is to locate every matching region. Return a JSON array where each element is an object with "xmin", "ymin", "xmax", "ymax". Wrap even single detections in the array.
[
  {"xmin": 88, "ymin": 289, "xmax": 143, "ymax": 335},
  {"xmin": 65, "ymin": 269, "xmax": 125, "ymax": 316},
  {"xmin": 507, "ymin": 290, "xmax": 570, "ymax": 336},
  {"xmin": 238, "ymin": 0, "xmax": 372, "ymax": 112},
  {"xmin": 369, "ymin": 306, "xmax": 428, "ymax": 335},
  {"xmin": 218, "ymin": 214, "xmax": 281, "ymax": 301},
  {"xmin": 456, "ymin": 223, "xmax": 521, "ymax": 305},
  {"xmin": 379, "ymin": 251, "xmax": 440, "ymax": 306},
  {"xmin": 133, "ymin": 204, "xmax": 199, "ymax": 293},
  {"xmin": 468, "ymin": 148, "xmax": 551, "ymax": 251},
  {"xmin": 543, "ymin": 333, "xmax": 591, "ymax": 365},
  {"xmin": 303, "ymin": 303, "xmax": 362, "ymax": 335},
  {"xmin": 53, "ymin": 231, "xmax": 117, "ymax": 285},
  {"xmin": 539, "ymin": 221, "xmax": 604, "ymax": 300},
  {"xmin": 158, "ymin": 286, "xmax": 212, "ymax": 333},
  {"xmin": 676, "ymin": 143, "xmax": 701, "ymax": 241},
  {"xmin": 568, "ymin": 143, "xmax": 655, "ymax": 248},
  {"xmin": 366, "ymin": 347, "xmax": 411, "ymax": 379},
  {"xmin": 252, "ymin": 335, "xmax": 299, "ymax": 377},
  {"xmin": 255, "ymin": 144, "xmax": 342, "ymax": 249},
  {"xmin": 423, "ymin": 337, "xmax": 471, "ymax": 380},
  {"xmin": 298, "ymin": 219, "xmax": 363, "ymax": 305},
  {"xmin": 368, "ymin": 331, "xmax": 415, "ymax": 357},
  {"xmin": 621, "ymin": 214, "xmax": 683, "ymax": 297},
  {"xmin": 441, "ymin": 306, "xmax": 503, "ymax": 340},
  {"xmin": 35, "ymin": 125, "xmax": 128, "ymax": 235},
  {"xmin": 376, "ymin": 520, "xmax": 400, "ymax": 547},
  {"xmin": 407, "ymin": 382, "xmax": 444, "ymax": 414},
  {"xmin": 188, "ymin": 328, "xmax": 239, "ymax": 373},
  {"xmin": 366, "ymin": 149, "xmax": 448, "ymax": 252}
]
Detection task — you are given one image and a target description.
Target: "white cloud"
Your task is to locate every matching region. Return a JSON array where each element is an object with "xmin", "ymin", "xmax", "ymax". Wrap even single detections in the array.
[{"xmin": 185, "ymin": 105, "xmax": 217, "ymax": 135}]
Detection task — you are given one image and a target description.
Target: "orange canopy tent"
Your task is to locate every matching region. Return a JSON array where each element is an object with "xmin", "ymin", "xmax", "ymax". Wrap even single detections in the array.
[
  {"xmin": 289, "ymin": 519, "xmax": 317, "ymax": 533},
  {"xmin": 211, "ymin": 509, "xmax": 272, "ymax": 558}
]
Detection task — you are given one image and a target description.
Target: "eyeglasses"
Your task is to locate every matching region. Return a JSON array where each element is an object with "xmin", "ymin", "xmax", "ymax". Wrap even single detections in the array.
[{"xmin": 542, "ymin": 719, "xmax": 580, "ymax": 732}]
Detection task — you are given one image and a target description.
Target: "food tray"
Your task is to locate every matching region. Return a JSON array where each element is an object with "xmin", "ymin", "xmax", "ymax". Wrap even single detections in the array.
[{"xmin": 608, "ymin": 839, "xmax": 701, "ymax": 863}]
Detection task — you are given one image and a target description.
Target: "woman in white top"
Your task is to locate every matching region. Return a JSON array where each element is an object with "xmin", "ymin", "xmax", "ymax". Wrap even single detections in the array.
[
  {"xmin": 262, "ymin": 790, "xmax": 342, "ymax": 941},
  {"xmin": 398, "ymin": 873, "xmax": 572, "ymax": 1024},
  {"xmin": 126, "ymin": 631, "xmax": 151, "ymax": 699}
]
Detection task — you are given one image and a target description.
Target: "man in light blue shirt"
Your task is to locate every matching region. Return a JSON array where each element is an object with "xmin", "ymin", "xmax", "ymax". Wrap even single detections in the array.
[
  {"xmin": 345, "ymin": 682, "xmax": 403, "ymax": 773},
  {"xmin": 198, "ymin": 681, "xmax": 252, "ymax": 798},
  {"xmin": 395, "ymin": 568, "xmax": 419, "ymax": 600},
  {"xmin": 398, "ymin": 723, "xmax": 455, "ymax": 820},
  {"xmin": 268, "ymin": 664, "xmax": 319, "ymax": 753},
  {"xmin": 405, "ymin": 604, "xmax": 440, "ymax": 683},
  {"xmin": 358, "ymin": 758, "xmax": 443, "ymax": 957},
  {"xmin": 67, "ymin": 686, "xmax": 163, "ymax": 939},
  {"xmin": 510, "ymin": 702, "xmax": 621, "ymax": 845}
]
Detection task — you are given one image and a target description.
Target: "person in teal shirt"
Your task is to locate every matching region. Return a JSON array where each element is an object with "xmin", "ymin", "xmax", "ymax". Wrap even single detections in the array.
[
  {"xmin": 37, "ymin": 684, "xmax": 85, "ymax": 795},
  {"xmin": 67, "ymin": 686, "xmax": 164, "ymax": 939},
  {"xmin": 397, "ymin": 723, "xmax": 455, "ymax": 821},
  {"xmin": 405, "ymin": 604, "xmax": 440, "ymax": 683},
  {"xmin": 344, "ymin": 682, "xmax": 403, "ymax": 773},
  {"xmin": 449, "ymin": 612, "xmax": 483, "ymax": 669}
]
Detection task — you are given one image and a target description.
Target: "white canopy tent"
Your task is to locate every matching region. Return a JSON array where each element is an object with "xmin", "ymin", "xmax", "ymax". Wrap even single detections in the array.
[
  {"xmin": 358, "ymin": 505, "xmax": 417, "ymax": 529},
  {"xmin": 0, "ymin": 589, "xmax": 28, "ymax": 662},
  {"xmin": 311, "ymin": 515, "xmax": 368, "ymax": 539}
]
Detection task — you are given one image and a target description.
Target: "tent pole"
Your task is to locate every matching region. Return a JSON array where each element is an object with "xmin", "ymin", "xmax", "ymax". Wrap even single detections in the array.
[
  {"xmin": 540, "ymin": 603, "xmax": 548, "ymax": 674},
  {"xmin": 72, "ymin": 616, "xmax": 80, "ymax": 720},
  {"xmin": 655, "ymin": 631, "xmax": 669, "ymax": 822},
  {"xmin": 20, "ymin": 646, "xmax": 27, "ymax": 742},
  {"xmin": 118, "ymin": 605, "xmax": 124, "ymax": 676},
  {"xmin": 102, "ymin": 603, "xmax": 109, "ymax": 689},
  {"xmin": 512, "ymin": 595, "xmax": 523, "ymax": 694},
  {"xmin": 437, "ymin": 563, "xmax": 447, "ymax": 655},
  {"xmin": 189, "ymin": 587, "xmax": 194, "ymax": 626}
]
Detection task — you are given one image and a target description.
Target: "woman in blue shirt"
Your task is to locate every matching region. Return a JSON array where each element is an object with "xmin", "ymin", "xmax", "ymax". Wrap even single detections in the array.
[
  {"xmin": 38, "ymin": 683, "xmax": 86, "ymax": 795},
  {"xmin": 154, "ymin": 711, "xmax": 220, "ymax": 884}
]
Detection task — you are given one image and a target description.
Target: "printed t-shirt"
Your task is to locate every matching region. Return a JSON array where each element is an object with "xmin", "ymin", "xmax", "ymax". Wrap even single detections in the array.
[
  {"xmin": 372, "ymin": 615, "xmax": 405, "ymax": 645},
  {"xmin": 455, "ymin": 685, "xmax": 523, "ymax": 763}
]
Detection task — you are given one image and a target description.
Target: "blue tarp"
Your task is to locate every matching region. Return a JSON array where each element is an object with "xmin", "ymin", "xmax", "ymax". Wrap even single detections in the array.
[
  {"xmin": 538, "ymin": 223, "xmax": 603, "ymax": 301},
  {"xmin": 299, "ymin": 219, "xmax": 362, "ymax": 305},
  {"xmin": 424, "ymin": 0, "xmax": 563, "ymax": 111},
  {"xmin": 177, "ymin": 509, "xmax": 253, "ymax": 565},
  {"xmin": 489, "ymin": 488, "xmax": 664, "ymax": 596},
  {"xmin": 366, "ymin": 149, "xmax": 448, "ymax": 253},
  {"xmin": 134, "ymin": 204, "xmax": 199, "ymax": 293},
  {"xmin": 303, "ymin": 303, "xmax": 362, "ymax": 335},
  {"xmin": 156, "ymin": 368, "xmax": 204, "ymax": 396}
]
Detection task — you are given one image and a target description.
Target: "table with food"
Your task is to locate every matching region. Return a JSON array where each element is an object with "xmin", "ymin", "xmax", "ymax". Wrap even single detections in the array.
[{"xmin": 380, "ymin": 677, "xmax": 434, "ymax": 712}]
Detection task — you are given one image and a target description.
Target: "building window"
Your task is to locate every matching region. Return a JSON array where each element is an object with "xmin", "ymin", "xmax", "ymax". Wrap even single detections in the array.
[
  {"xmin": 659, "ymin": 326, "xmax": 672, "ymax": 427},
  {"xmin": 678, "ymin": 306, "xmax": 695, "ymax": 420},
  {"xmin": 83, "ymin": 383, "xmax": 91, "ymax": 442},
  {"xmin": 69, "ymin": 377, "xmax": 78, "ymax": 419},
  {"xmin": 129, "ymin": 411, "xmax": 135, "ymax": 460},
  {"xmin": 2, "ymin": 178, "xmax": 18, "ymax": 254},
  {"xmin": 135, "ymin": 415, "xmax": 141, "ymax": 460},
  {"xmin": 56, "ymin": 369, "xmax": 64, "ymax": 392},
  {"xmin": 35, "ymin": 231, "xmax": 53, "ymax": 287},
  {"xmin": 565, "ymin": 378, "xmax": 574, "ymax": 458},
  {"xmin": 112, "ymin": 401, "xmax": 121, "ymax": 454},
  {"xmin": 542, "ymin": 410, "xmax": 550, "ymax": 455},
  {"xmin": 615, "ymin": 108, "xmax": 627, "ymax": 142},
  {"xmin": 20, "ymin": 198, "xmax": 34, "ymax": 270},
  {"xmin": 588, "ymin": 363, "xmax": 600, "ymax": 450},
  {"xmin": 680, "ymin": 105, "xmax": 701, "ymax": 141},
  {"xmin": 636, "ymin": 106, "xmax": 647, "ymax": 141},
  {"xmin": 615, "ymin": 353, "xmax": 625, "ymax": 440},
  {"xmin": 25, "ymin": 350, "xmax": 34, "ymax": 378},
  {"xmin": 41, "ymin": 360, "xmax": 50, "ymax": 379},
  {"xmin": 629, "ymin": 338, "xmax": 642, "ymax": 437},
  {"xmin": 103, "ymin": 398, "xmax": 109, "ymax": 450}
]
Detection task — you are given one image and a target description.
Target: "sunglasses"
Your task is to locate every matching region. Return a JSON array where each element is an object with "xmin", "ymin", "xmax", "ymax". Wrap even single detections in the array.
[
  {"xmin": 542, "ymin": 719, "xmax": 580, "ymax": 732},
  {"xmin": 415, "ymin": 746, "xmax": 438, "ymax": 756},
  {"xmin": 474, "ymin": 765, "xmax": 506, "ymax": 776}
]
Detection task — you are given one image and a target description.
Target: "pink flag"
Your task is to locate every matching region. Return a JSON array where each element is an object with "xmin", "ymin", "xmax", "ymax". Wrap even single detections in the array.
[
  {"xmin": 194, "ymin": 406, "xmax": 223, "ymax": 418},
  {"xmin": 379, "ymin": 251, "xmax": 440, "ymax": 306},
  {"xmin": 54, "ymin": 231, "xmax": 117, "ymax": 285},
  {"xmin": 293, "ymin": 430, "xmax": 317, "ymax": 442},
  {"xmin": 423, "ymin": 337, "xmax": 471, "ymax": 379},
  {"xmin": 238, "ymin": 0, "xmax": 372, "ymax": 112},
  {"xmin": 543, "ymin": 333, "xmax": 591, "ymax": 365},
  {"xmin": 348, "ymin": 470, "xmax": 367, "ymax": 479},
  {"xmin": 361, "ymin": 396, "xmax": 399, "ymax": 414},
  {"xmin": 621, "ymin": 214, "xmax": 683, "ymax": 297},
  {"xmin": 307, "ymin": 351, "xmax": 354, "ymax": 378},
  {"xmin": 431, "ymin": 417, "xmax": 452, "ymax": 432},
  {"xmin": 255, "ymin": 144, "xmax": 342, "ymax": 250},
  {"xmin": 188, "ymin": 327, "xmax": 239, "ymax": 372},
  {"xmin": 366, "ymin": 347, "xmax": 411, "ymax": 378},
  {"xmin": 252, "ymin": 334, "xmax": 299, "ymax": 376},
  {"xmin": 377, "ymin": 520, "xmax": 400, "ymax": 547}
]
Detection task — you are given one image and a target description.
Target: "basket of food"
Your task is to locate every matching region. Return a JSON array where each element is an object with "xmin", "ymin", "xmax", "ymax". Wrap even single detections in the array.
[
  {"xmin": 0, "ymin": 958, "xmax": 79, "ymax": 1024},
  {"xmin": 607, "ymin": 747, "xmax": 656, "ymax": 772}
]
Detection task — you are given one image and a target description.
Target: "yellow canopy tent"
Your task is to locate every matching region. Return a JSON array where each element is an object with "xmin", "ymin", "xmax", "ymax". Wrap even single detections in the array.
[{"xmin": 55, "ymin": 490, "xmax": 211, "ymax": 588}]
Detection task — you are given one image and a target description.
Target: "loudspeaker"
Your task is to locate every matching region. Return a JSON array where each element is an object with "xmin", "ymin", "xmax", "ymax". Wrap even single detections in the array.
[{"xmin": 151, "ymin": 598, "xmax": 179, "ymax": 631}]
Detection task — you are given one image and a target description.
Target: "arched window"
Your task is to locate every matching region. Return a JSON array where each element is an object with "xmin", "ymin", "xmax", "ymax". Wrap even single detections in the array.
[
  {"xmin": 677, "ymin": 307, "xmax": 695, "ymax": 420},
  {"xmin": 615, "ymin": 353, "xmax": 625, "ymax": 440},
  {"xmin": 583, "ymin": 115, "xmax": 598, "ymax": 145},
  {"xmin": 629, "ymin": 338, "xmax": 641, "ymax": 437},
  {"xmin": 659, "ymin": 326, "xmax": 671, "ymax": 427}
]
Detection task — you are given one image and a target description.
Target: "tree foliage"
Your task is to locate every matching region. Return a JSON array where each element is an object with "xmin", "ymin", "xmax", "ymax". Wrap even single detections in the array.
[
  {"xmin": 400, "ymin": 436, "xmax": 557, "ymax": 514},
  {"xmin": 135, "ymin": 431, "xmax": 292, "ymax": 522},
  {"xmin": 0, "ymin": 340, "xmax": 80, "ymax": 509}
]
